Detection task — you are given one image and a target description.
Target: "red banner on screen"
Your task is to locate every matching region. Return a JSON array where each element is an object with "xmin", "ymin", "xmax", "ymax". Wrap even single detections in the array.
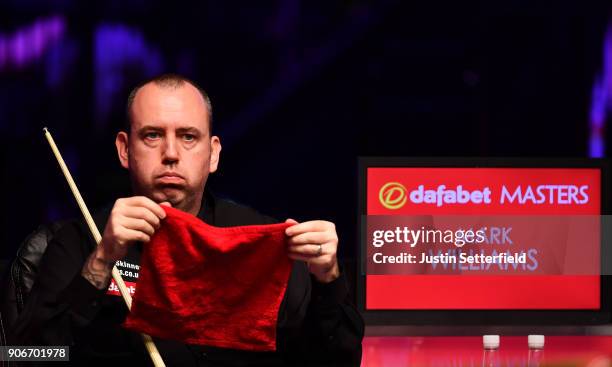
[{"xmin": 365, "ymin": 167, "xmax": 601, "ymax": 310}]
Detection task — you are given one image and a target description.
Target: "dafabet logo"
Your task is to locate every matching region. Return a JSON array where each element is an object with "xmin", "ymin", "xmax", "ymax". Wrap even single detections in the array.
[{"xmin": 378, "ymin": 182, "xmax": 407, "ymax": 209}]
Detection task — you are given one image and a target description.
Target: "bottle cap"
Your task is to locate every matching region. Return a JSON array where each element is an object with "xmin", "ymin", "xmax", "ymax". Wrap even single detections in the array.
[
  {"xmin": 483, "ymin": 335, "xmax": 500, "ymax": 349},
  {"xmin": 528, "ymin": 335, "xmax": 545, "ymax": 349}
]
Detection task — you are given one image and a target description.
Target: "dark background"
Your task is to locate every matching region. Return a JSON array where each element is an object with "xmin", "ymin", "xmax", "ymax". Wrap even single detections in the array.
[{"xmin": 1, "ymin": 1, "xmax": 612, "ymax": 294}]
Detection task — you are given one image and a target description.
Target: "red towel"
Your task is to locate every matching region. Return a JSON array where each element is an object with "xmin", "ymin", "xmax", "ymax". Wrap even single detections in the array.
[{"xmin": 123, "ymin": 206, "xmax": 293, "ymax": 351}]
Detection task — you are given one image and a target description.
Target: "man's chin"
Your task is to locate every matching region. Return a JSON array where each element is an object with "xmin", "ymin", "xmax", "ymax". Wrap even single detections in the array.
[
  {"xmin": 152, "ymin": 186, "xmax": 186, "ymax": 206},
  {"xmin": 147, "ymin": 186, "xmax": 201, "ymax": 215}
]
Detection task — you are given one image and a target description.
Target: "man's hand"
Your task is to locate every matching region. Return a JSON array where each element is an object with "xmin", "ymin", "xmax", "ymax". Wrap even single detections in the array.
[
  {"xmin": 285, "ymin": 219, "xmax": 340, "ymax": 283},
  {"xmin": 81, "ymin": 196, "xmax": 169, "ymax": 289}
]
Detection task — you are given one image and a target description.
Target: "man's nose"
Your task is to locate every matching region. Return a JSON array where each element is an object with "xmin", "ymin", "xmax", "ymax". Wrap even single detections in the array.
[{"xmin": 162, "ymin": 137, "xmax": 179, "ymax": 165}]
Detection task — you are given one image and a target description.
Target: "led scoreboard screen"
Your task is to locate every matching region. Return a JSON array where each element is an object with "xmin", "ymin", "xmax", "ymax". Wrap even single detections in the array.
[{"xmin": 358, "ymin": 158, "xmax": 610, "ymax": 323}]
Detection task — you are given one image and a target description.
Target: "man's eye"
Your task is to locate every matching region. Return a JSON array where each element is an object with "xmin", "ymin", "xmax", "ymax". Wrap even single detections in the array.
[
  {"xmin": 145, "ymin": 132, "xmax": 161, "ymax": 139},
  {"xmin": 183, "ymin": 134, "xmax": 196, "ymax": 142}
]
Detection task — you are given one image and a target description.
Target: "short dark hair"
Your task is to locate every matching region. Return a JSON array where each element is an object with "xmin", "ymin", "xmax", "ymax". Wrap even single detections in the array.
[{"xmin": 125, "ymin": 73, "xmax": 213, "ymax": 133}]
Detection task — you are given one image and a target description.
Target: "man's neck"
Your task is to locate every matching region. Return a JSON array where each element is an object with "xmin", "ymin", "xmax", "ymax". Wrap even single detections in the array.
[
  {"xmin": 184, "ymin": 202, "xmax": 201, "ymax": 216},
  {"xmin": 174, "ymin": 195, "xmax": 202, "ymax": 216}
]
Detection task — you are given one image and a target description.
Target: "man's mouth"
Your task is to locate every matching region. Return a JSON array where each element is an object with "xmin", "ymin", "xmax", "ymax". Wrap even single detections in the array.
[{"xmin": 156, "ymin": 172, "xmax": 186, "ymax": 185}]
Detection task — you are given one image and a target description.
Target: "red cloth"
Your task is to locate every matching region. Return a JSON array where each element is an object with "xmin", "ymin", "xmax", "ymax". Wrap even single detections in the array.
[{"xmin": 123, "ymin": 206, "xmax": 293, "ymax": 351}]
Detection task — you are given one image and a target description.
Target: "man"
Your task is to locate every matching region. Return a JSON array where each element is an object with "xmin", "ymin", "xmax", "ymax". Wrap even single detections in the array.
[{"xmin": 8, "ymin": 74, "xmax": 364, "ymax": 366}]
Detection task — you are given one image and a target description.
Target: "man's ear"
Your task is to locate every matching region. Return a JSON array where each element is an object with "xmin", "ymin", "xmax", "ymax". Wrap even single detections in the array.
[
  {"xmin": 209, "ymin": 136, "xmax": 222, "ymax": 173},
  {"xmin": 116, "ymin": 131, "xmax": 130, "ymax": 169}
]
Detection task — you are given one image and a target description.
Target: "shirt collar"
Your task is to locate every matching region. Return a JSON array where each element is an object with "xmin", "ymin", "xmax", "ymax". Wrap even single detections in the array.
[{"xmin": 197, "ymin": 189, "xmax": 216, "ymax": 225}]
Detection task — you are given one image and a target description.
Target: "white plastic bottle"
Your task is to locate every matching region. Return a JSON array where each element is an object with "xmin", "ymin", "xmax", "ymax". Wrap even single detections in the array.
[
  {"xmin": 482, "ymin": 335, "xmax": 501, "ymax": 367},
  {"xmin": 527, "ymin": 335, "xmax": 545, "ymax": 367}
]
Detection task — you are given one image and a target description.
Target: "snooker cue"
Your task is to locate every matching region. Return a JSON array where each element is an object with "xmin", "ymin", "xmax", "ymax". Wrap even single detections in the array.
[{"xmin": 43, "ymin": 127, "xmax": 166, "ymax": 367}]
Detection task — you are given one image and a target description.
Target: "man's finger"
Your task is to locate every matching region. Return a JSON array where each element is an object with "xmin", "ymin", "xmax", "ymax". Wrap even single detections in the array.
[
  {"xmin": 128, "ymin": 196, "xmax": 167, "ymax": 219},
  {"xmin": 121, "ymin": 206, "xmax": 161, "ymax": 229},
  {"xmin": 288, "ymin": 243, "xmax": 323, "ymax": 257},
  {"xmin": 285, "ymin": 220, "xmax": 330, "ymax": 236},
  {"xmin": 160, "ymin": 201, "xmax": 172, "ymax": 207},
  {"xmin": 287, "ymin": 232, "xmax": 331, "ymax": 245},
  {"xmin": 287, "ymin": 252, "xmax": 329, "ymax": 264},
  {"xmin": 284, "ymin": 218, "xmax": 299, "ymax": 236},
  {"xmin": 287, "ymin": 252, "xmax": 316, "ymax": 262},
  {"xmin": 121, "ymin": 217, "xmax": 156, "ymax": 237},
  {"xmin": 122, "ymin": 228, "xmax": 152, "ymax": 243}
]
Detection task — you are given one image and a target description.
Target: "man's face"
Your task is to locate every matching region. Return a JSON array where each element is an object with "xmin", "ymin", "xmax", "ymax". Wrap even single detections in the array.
[{"xmin": 116, "ymin": 82, "xmax": 221, "ymax": 214}]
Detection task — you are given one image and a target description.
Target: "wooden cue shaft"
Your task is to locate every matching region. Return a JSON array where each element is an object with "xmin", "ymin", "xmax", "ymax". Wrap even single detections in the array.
[{"xmin": 43, "ymin": 127, "xmax": 166, "ymax": 367}]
